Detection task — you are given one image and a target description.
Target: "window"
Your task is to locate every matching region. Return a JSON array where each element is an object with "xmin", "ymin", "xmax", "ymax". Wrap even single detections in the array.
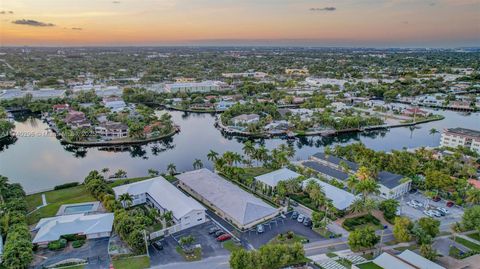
[{"xmin": 197, "ymin": 218, "xmax": 203, "ymax": 222}]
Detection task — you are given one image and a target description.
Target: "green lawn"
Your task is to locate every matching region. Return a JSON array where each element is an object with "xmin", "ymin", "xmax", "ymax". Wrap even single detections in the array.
[
  {"xmin": 26, "ymin": 177, "xmax": 151, "ymax": 225},
  {"xmin": 269, "ymin": 232, "xmax": 309, "ymax": 245},
  {"xmin": 242, "ymin": 167, "xmax": 274, "ymax": 177},
  {"xmin": 467, "ymin": 233, "xmax": 480, "ymax": 242},
  {"xmin": 112, "ymin": 256, "xmax": 150, "ymax": 269},
  {"xmin": 223, "ymin": 240, "xmax": 244, "ymax": 252},
  {"xmin": 326, "ymin": 252, "xmax": 337, "ymax": 258},
  {"xmin": 356, "ymin": 261, "xmax": 383, "ymax": 269},
  {"xmin": 26, "ymin": 185, "xmax": 96, "ymax": 225},
  {"xmin": 176, "ymin": 246, "xmax": 202, "ymax": 261},
  {"xmin": 452, "ymin": 237, "xmax": 480, "ymax": 251},
  {"xmin": 313, "ymin": 227, "xmax": 338, "ymax": 239},
  {"xmin": 342, "ymin": 214, "xmax": 383, "ymax": 231}
]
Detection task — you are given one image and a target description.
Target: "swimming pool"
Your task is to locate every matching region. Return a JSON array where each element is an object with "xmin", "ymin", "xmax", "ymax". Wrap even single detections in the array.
[{"xmin": 63, "ymin": 204, "xmax": 95, "ymax": 214}]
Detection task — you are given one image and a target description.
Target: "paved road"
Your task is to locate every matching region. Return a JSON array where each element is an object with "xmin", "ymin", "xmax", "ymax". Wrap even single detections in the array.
[{"xmin": 151, "ymin": 255, "xmax": 230, "ymax": 269}]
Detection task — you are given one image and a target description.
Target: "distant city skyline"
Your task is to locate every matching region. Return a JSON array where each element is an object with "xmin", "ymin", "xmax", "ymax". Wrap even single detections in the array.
[{"xmin": 1, "ymin": 0, "xmax": 479, "ymax": 47}]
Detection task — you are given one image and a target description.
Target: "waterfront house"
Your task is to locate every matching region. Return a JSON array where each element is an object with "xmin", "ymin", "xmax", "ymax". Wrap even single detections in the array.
[
  {"xmin": 102, "ymin": 97, "xmax": 127, "ymax": 113},
  {"xmin": 64, "ymin": 111, "xmax": 91, "ymax": 129},
  {"xmin": 402, "ymin": 107, "xmax": 429, "ymax": 118},
  {"xmin": 113, "ymin": 177, "xmax": 206, "ymax": 233},
  {"xmin": 177, "ymin": 169, "xmax": 280, "ymax": 230},
  {"xmin": 94, "ymin": 121, "xmax": 128, "ymax": 139},
  {"xmin": 308, "ymin": 152, "xmax": 411, "ymax": 199},
  {"xmin": 143, "ymin": 122, "xmax": 163, "ymax": 138},
  {"xmin": 302, "ymin": 178, "xmax": 357, "ymax": 211},
  {"xmin": 215, "ymin": 101, "xmax": 236, "ymax": 111},
  {"xmin": 231, "ymin": 114, "xmax": 260, "ymax": 125},
  {"xmin": 254, "ymin": 168, "xmax": 301, "ymax": 192},
  {"xmin": 32, "ymin": 213, "xmax": 114, "ymax": 245}
]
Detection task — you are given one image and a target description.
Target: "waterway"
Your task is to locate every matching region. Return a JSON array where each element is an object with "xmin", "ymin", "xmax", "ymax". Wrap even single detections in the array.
[{"xmin": 0, "ymin": 108, "xmax": 478, "ymax": 193}]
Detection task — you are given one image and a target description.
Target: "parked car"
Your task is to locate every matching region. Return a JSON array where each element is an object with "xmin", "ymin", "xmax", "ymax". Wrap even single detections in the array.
[
  {"xmin": 407, "ymin": 201, "xmax": 418, "ymax": 208},
  {"xmin": 423, "ymin": 210, "xmax": 435, "ymax": 217},
  {"xmin": 446, "ymin": 201, "xmax": 454, "ymax": 207},
  {"xmin": 297, "ymin": 214, "xmax": 305, "ymax": 223},
  {"xmin": 427, "ymin": 210, "xmax": 441, "ymax": 217},
  {"xmin": 437, "ymin": 207, "xmax": 449, "ymax": 215},
  {"xmin": 432, "ymin": 196, "xmax": 441, "ymax": 202},
  {"xmin": 433, "ymin": 209, "xmax": 445, "ymax": 216},
  {"xmin": 409, "ymin": 189, "xmax": 418, "ymax": 194},
  {"xmin": 152, "ymin": 240, "xmax": 164, "ymax": 251},
  {"xmin": 256, "ymin": 224, "xmax": 265, "ymax": 234},
  {"xmin": 411, "ymin": 200, "xmax": 423, "ymax": 207},
  {"xmin": 208, "ymin": 227, "xmax": 220, "ymax": 234},
  {"xmin": 303, "ymin": 218, "xmax": 312, "ymax": 227},
  {"xmin": 216, "ymin": 234, "xmax": 232, "ymax": 242},
  {"xmin": 214, "ymin": 230, "xmax": 225, "ymax": 237},
  {"xmin": 291, "ymin": 211, "xmax": 299, "ymax": 219},
  {"xmin": 280, "ymin": 213, "xmax": 287, "ymax": 219}
]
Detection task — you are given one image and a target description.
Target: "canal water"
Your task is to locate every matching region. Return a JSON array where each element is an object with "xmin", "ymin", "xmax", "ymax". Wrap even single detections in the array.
[{"xmin": 1, "ymin": 109, "xmax": 479, "ymax": 193}]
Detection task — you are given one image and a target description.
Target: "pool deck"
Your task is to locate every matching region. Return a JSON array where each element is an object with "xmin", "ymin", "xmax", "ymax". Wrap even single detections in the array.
[{"xmin": 56, "ymin": 201, "xmax": 101, "ymax": 216}]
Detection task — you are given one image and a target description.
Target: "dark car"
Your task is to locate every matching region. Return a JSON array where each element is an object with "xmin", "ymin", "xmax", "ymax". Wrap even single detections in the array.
[
  {"xmin": 303, "ymin": 218, "xmax": 312, "ymax": 227},
  {"xmin": 208, "ymin": 227, "xmax": 220, "ymax": 234},
  {"xmin": 215, "ymin": 230, "xmax": 225, "ymax": 237},
  {"xmin": 291, "ymin": 211, "xmax": 299, "ymax": 219},
  {"xmin": 432, "ymin": 196, "xmax": 441, "ymax": 202},
  {"xmin": 152, "ymin": 240, "xmax": 163, "ymax": 251}
]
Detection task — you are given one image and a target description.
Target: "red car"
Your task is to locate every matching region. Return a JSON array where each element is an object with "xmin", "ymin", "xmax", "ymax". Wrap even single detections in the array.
[
  {"xmin": 216, "ymin": 234, "xmax": 232, "ymax": 242},
  {"xmin": 446, "ymin": 201, "xmax": 454, "ymax": 207}
]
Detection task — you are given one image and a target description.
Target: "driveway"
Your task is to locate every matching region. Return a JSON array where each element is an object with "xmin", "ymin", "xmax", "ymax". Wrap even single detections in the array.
[
  {"xmin": 433, "ymin": 237, "xmax": 470, "ymax": 256},
  {"xmin": 34, "ymin": 238, "xmax": 110, "ymax": 269},
  {"xmin": 149, "ymin": 221, "xmax": 230, "ymax": 266}
]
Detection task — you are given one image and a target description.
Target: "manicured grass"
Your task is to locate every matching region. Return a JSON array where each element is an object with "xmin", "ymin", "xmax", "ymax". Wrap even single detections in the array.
[
  {"xmin": 467, "ymin": 233, "xmax": 480, "ymax": 242},
  {"xmin": 176, "ymin": 246, "xmax": 202, "ymax": 261},
  {"xmin": 112, "ymin": 256, "xmax": 150, "ymax": 269},
  {"xmin": 269, "ymin": 232, "xmax": 309, "ymax": 245},
  {"xmin": 313, "ymin": 227, "xmax": 338, "ymax": 239},
  {"xmin": 356, "ymin": 261, "xmax": 383, "ymax": 269},
  {"xmin": 26, "ymin": 177, "xmax": 151, "ymax": 225},
  {"xmin": 26, "ymin": 185, "xmax": 96, "ymax": 225},
  {"xmin": 452, "ymin": 237, "xmax": 480, "ymax": 251},
  {"xmin": 342, "ymin": 214, "xmax": 383, "ymax": 231},
  {"xmin": 326, "ymin": 252, "xmax": 337, "ymax": 258},
  {"xmin": 223, "ymin": 240, "xmax": 244, "ymax": 252},
  {"xmin": 336, "ymin": 258, "xmax": 352, "ymax": 268},
  {"xmin": 242, "ymin": 167, "xmax": 275, "ymax": 178}
]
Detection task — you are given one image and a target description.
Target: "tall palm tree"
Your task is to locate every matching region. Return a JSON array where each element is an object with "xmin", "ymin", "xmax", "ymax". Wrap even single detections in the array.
[
  {"xmin": 242, "ymin": 141, "xmax": 256, "ymax": 163},
  {"xmin": 167, "ymin": 163, "xmax": 177, "ymax": 175},
  {"xmin": 101, "ymin": 167, "xmax": 110, "ymax": 175},
  {"xmin": 429, "ymin": 128, "xmax": 439, "ymax": 142},
  {"xmin": 163, "ymin": 211, "xmax": 174, "ymax": 227},
  {"xmin": 119, "ymin": 193, "xmax": 133, "ymax": 207},
  {"xmin": 207, "ymin": 150, "xmax": 219, "ymax": 162},
  {"xmin": 193, "ymin": 159, "xmax": 203, "ymax": 170},
  {"xmin": 346, "ymin": 175, "xmax": 359, "ymax": 193},
  {"xmin": 466, "ymin": 188, "xmax": 480, "ymax": 205},
  {"xmin": 356, "ymin": 178, "xmax": 380, "ymax": 199}
]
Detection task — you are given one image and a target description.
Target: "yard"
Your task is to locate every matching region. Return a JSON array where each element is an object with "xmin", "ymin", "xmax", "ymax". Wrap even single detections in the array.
[
  {"xmin": 112, "ymin": 255, "xmax": 150, "ymax": 269},
  {"xmin": 452, "ymin": 237, "xmax": 480, "ymax": 252},
  {"xmin": 342, "ymin": 214, "xmax": 383, "ymax": 231},
  {"xmin": 223, "ymin": 240, "xmax": 244, "ymax": 252},
  {"xmin": 467, "ymin": 233, "xmax": 480, "ymax": 242},
  {"xmin": 356, "ymin": 261, "xmax": 383, "ymax": 269},
  {"xmin": 26, "ymin": 177, "xmax": 150, "ymax": 225}
]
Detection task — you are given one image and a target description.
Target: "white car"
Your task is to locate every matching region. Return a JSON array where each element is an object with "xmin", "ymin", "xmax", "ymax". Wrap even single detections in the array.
[
  {"xmin": 297, "ymin": 214, "xmax": 305, "ymax": 223},
  {"xmin": 423, "ymin": 210, "xmax": 435, "ymax": 217},
  {"xmin": 437, "ymin": 207, "xmax": 449, "ymax": 215},
  {"xmin": 411, "ymin": 200, "xmax": 423, "ymax": 207},
  {"xmin": 407, "ymin": 201, "xmax": 418, "ymax": 208},
  {"xmin": 429, "ymin": 210, "xmax": 442, "ymax": 217}
]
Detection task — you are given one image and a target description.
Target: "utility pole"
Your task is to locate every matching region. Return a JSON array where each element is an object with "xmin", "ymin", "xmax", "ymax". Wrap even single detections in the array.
[{"xmin": 144, "ymin": 229, "xmax": 149, "ymax": 257}]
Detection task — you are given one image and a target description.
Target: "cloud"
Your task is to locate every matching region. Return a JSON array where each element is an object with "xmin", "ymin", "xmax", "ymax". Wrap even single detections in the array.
[
  {"xmin": 72, "ymin": 27, "xmax": 83, "ymax": 30},
  {"xmin": 12, "ymin": 19, "xmax": 55, "ymax": 27},
  {"xmin": 310, "ymin": 7, "xmax": 336, "ymax": 12},
  {"xmin": 0, "ymin": 11, "xmax": 14, "ymax": 14}
]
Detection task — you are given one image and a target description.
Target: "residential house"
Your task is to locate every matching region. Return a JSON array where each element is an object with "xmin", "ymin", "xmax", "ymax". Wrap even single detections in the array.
[
  {"xmin": 32, "ymin": 213, "xmax": 114, "ymax": 245},
  {"xmin": 94, "ymin": 121, "xmax": 128, "ymax": 139},
  {"xmin": 102, "ymin": 97, "xmax": 127, "ymax": 113},
  {"xmin": 254, "ymin": 168, "xmax": 301, "ymax": 192},
  {"xmin": 113, "ymin": 177, "xmax": 206, "ymax": 233},
  {"xmin": 231, "ymin": 114, "xmax": 260, "ymax": 125}
]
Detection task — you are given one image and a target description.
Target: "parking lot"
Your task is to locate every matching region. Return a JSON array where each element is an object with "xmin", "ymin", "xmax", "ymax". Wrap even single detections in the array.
[
  {"xmin": 149, "ymin": 221, "xmax": 231, "ymax": 266},
  {"xmin": 399, "ymin": 192, "xmax": 464, "ymax": 230}
]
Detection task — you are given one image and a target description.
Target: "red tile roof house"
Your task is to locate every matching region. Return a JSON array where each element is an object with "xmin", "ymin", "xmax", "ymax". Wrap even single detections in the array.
[
  {"xmin": 143, "ymin": 122, "xmax": 163, "ymax": 138},
  {"xmin": 402, "ymin": 107, "xmax": 429, "ymax": 117},
  {"xmin": 468, "ymin": 179, "xmax": 480, "ymax": 189},
  {"xmin": 52, "ymin": 104, "xmax": 70, "ymax": 112}
]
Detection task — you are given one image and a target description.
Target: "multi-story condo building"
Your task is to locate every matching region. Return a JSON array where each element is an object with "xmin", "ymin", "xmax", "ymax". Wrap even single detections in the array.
[{"xmin": 440, "ymin": 128, "xmax": 480, "ymax": 153}]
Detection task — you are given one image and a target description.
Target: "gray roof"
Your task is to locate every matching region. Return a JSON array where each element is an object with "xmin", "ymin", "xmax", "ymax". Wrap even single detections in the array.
[
  {"xmin": 445, "ymin": 127, "xmax": 480, "ymax": 139},
  {"xmin": 254, "ymin": 168, "xmax": 301, "ymax": 188},
  {"xmin": 177, "ymin": 169, "xmax": 278, "ymax": 226},
  {"xmin": 312, "ymin": 152, "xmax": 359, "ymax": 171},
  {"xmin": 303, "ymin": 178, "xmax": 357, "ymax": 210},
  {"xmin": 302, "ymin": 161, "xmax": 349, "ymax": 181},
  {"xmin": 397, "ymin": 250, "xmax": 446, "ymax": 269},
  {"xmin": 378, "ymin": 171, "xmax": 405, "ymax": 189}
]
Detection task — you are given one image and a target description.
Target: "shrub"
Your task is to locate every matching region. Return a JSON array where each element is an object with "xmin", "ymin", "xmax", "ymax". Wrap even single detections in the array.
[
  {"xmin": 72, "ymin": 240, "xmax": 86, "ymax": 248},
  {"xmin": 54, "ymin": 182, "xmax": 79, "ymax": 190},
  {"xmin": 48, "ymin": 239, "xmax": 67, "ymax": 250},
  {"xmin": 343, "ymin": 214, "xmax": 380, "ymax": 231},
  {"xmin": 61, "ymin": 234, "xmax": 86, "ymax": 241}
]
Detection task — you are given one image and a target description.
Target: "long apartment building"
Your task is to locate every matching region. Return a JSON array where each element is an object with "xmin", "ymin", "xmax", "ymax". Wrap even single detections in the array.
[{"xmin": 440, "ymin": 127, "xmax": 480, "ymax": 153}]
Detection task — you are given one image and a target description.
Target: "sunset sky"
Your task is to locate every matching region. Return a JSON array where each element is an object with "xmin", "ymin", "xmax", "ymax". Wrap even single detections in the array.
[{"xmin": 1, "ymin": 0, "xmax": 479, "ymax": 47}]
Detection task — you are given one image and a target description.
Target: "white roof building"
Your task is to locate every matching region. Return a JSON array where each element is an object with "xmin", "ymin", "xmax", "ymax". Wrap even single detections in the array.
[
  {"xmin": 112, "ymin": 177, "xmax": 205, "ymax": 222},
  {"xmin": 177, "ymin": 169, "xmax": 280, "ymax": 229},
  {"xmin": 354, "ymin": 250, "xmax": 445, "ymax": 269},
  {"xmin": 302, "ymin": 178, "xmax": 357, "ymax": 210},
  {"xmin": 254, "ymin": 168, "xmax": 301, "ymax": 188},
  {"xmin": 32, "ymin": 213, "xmax": 114, "ymax": 244}
]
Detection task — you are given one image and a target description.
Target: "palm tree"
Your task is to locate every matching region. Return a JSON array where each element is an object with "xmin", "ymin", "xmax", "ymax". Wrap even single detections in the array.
[
  {"xmin": 101, "ymin": 167, "xmax": 110, "ymax": 176},
  {"xmin": 451, "ymin": 222, "xmax": 462, "ymax": 244},
  {"xmin": 163, "ymin": 210, "xmax": 174, "ymax": 227},
  {"xmin": 167, "ymin": 163, "xmax": 177, "ymax": 175},
  {"xmin": 254, "ymin": 146, "xmax": 269, "ymax": 165},
  {"xmin": 119, "ymin": 193, "xmax": 133, "ymax": 207},
  {"xmin": 429, "ymin": 128, "xmax": 439, "ymax": 142},
  {"xmin": 346, "ymin": 175, "xmax": 359, "ymax": 193},
  {"xmin": 207, "ymin": 150, "xmax": 219, "ymax": 162},
  {"xmin": 148, "ymin": 169, "xmax": 159, "ymax": 177},
  {"xmin": 242, "ymin": 141, "xmax": 256, "ymax": 163},
  {"xmin": 148, "ymin": 207, "xmax": 161, "ymax": 222},
  {"xmin": 114, "ymin": 169, "xmax": 127, "ymax": 178},
  {"xmin": 214, "ymin": 158, "xmax": 226, "ymax": 172},
  {"xmin": 356, "ymin": 178, "xmax": 380, "ymax": 199},
  {"xmin": 466, "ymin": 188, "xmax": 480, "ymax": 205},
  {"xmin": 193, "ymin": 159, "xmax": 203, "ymax": 170}
]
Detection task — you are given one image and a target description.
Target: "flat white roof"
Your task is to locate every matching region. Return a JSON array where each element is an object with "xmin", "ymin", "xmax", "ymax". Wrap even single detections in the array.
[
  {"xmin": 302, "ymin": 178, "xmax": 357, "ymax": 210},
  {"xmin": 112, "ymin": 177, "xmax": 205, "ymax": 220},
  {"xmin": 33, "ymin": 213, "xmax": 114, "ymax": 243},
  {"xmin": 254, "ymin": 168, "xmax": 301, "ymax": 188},
  {"xmin": 397, "ymin": 250, "xmax": 446, "ymax": 269},
  {"xmin": 177, "ymin": 169, "xmax": 279, "ymax": 226}
]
